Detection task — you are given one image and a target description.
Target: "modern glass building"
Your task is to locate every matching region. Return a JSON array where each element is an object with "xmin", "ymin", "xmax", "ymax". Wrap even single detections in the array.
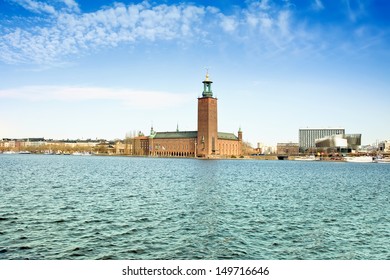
[
  {"xmin": 314, "ymin": 134, "xmax": 361, "ymax": 152},
  {"xmin": 299, "ymin": 128, "xmax": 345, "ymax": 152}
]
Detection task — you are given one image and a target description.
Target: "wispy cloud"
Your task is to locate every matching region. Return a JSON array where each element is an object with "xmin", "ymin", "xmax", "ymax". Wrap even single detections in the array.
[
  {"xmin": 219, "ymin": 14, "xmax": 238, "ymax": 33},
  {"xmin": 0, "ymin": 2, "xmax": 206, "ymax": 64},
  {"xmin": 10, "ymin": 0, "xmax": 57, "ymax": 15},
  {"xmin": 242, "ymin": 2, "xmax": 303, "ymax": 53},
  {"xmin": 0, "ymin": 0, "xmax": 387, "ymax": 65},
  {"xmin": 61, "ymin": 0, "xmax": 80, "ymax": 13},
  {"xmin": 8, "ymin": 0, "xmax": 80, "ymax": 15},
  {"xmin": 0, "ymin": 85, "xmax": 192, "ymax": 109},
  {"xmin": 344, "ymin": 0, "xmax": 366, "ymax": 22},
  {"xmin": 312, "ymin": 0, "xmax": 324, "ymax": 11}
]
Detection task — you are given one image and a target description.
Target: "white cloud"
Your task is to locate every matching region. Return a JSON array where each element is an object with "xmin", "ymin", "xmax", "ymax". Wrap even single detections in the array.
[
  {"xmin": 243, "ymin": 4, "xmax": 299, "ymax": 52},
  {"xmin": 61, "ymin": 0, "xmax": 80, "ymax": 13},
  {"xmin": 0, "ymin": 85, "xmax": 192, "ymax": 109},
  {"xmin": 312, "ymin": 0, "xmax": 324, "ymax": 11},
  {"xmin": 9, "ymin": 0, "xmax": 80, "ymax": 14},
  {"xmin": 219, "ymin": 15, "xmax": 238, "ymax": 33},
  {"xmin": 9, "ymin": 0, "xmax": 57, "ymax": 15},
  {"xmin": 255, "ymin": 0, "xmax": 271, "ymax": 10},
  {"xmin": 0, "ymin": 2, "xmax": 207, "ymax": 64},
  {"xmin": 0, "ymin": 0, "xmax": 385, "ymax": 65}
]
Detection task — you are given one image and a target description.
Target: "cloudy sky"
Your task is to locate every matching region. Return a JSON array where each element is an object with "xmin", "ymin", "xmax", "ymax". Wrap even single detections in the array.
[{"xmin": 0, "ymin": 0, "xmax": 389, "ymax": 146}]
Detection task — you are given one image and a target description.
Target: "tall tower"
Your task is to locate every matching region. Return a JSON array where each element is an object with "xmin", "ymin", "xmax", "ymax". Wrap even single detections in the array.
[{"xmin": 197, "ymin": 72, "xmax": 218, "ymax": 157}]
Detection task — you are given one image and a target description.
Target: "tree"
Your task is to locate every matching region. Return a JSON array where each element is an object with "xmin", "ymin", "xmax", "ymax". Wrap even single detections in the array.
[{"xmin": 242, "ymin": 141, "xmax": 254, "ymax": 156}]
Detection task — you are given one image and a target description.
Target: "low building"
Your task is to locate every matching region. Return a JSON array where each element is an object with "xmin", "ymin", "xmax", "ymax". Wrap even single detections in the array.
[
  {"xmin": 0, "ymin": 138, "xmax": 102, "ymax": 153},
  {"xmin": 24, "ymin": 138, "xmax": 46, "ymax": 147},
  {"xmin": 379, "ymin": 140, "xmax": 390, "ymax": 153},
  {"xmin": 277, "ymin": 143, "xmax": 299, "ymax": 155},
  {"xmin": 315, "ymin": 134, "xmax": 362, "ymax": 153}
]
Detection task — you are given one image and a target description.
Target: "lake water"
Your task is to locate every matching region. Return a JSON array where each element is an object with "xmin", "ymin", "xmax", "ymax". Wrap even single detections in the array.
[{"xmin": 0, "ymin": 154, "xmax": 389, "ymax": 260}]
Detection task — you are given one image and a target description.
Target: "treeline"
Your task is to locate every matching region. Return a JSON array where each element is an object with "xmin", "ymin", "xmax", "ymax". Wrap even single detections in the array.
[{"xmin": 0, "ymin": 144, "xmax": 110, "ymax": 154}]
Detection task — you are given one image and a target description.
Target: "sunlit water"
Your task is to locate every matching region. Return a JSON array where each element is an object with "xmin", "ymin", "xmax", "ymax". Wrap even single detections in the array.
[{"xmin": 0, "ymin": 154, "xmax": 389, "ymax": 260}]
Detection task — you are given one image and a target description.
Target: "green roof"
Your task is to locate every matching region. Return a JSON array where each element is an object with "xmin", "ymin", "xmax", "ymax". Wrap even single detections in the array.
[
  {"xmin": 151, "ymin": 131, "xmax": 238, "ymax": 140},
  {"xmin": 218, "ymin": 132, "xmax": 238, "ymax": 140},
  {"xmin": 154, "ymin": 131, "xmax": 198, "ymax": 139}
]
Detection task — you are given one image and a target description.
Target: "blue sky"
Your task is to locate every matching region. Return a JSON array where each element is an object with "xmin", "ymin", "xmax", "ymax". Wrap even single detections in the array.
[{"xmin": 0, "ymin": 0, "xmax": 389, "ymax": 146}]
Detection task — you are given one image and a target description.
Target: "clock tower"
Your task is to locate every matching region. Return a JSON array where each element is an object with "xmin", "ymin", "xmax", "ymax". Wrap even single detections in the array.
[{"xmin": 197, "ymin": 73, "xmax": 218, "ymax": 157}]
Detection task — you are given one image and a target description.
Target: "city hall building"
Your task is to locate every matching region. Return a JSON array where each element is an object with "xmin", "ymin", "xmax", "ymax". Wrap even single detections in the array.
[{"xmin": 131, "ymin": 74, "xmax": 242, "ymax": 158}]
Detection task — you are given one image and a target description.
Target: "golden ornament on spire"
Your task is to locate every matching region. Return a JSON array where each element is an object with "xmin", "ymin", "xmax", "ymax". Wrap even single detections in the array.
[{"xmin": 205, "ymin": 69, "xmax": 210, "ymax": 81}]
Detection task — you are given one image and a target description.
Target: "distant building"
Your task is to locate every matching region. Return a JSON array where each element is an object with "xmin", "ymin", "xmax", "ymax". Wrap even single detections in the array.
[
  {"xmin": 358, "ymin": 144, "xmax": 377, "ymax": 154},
  {"xmin": 0, "ymin": 138, "xmax": 101, "ymax": 153},
  {"xmin": 277, "ymin": 143, "xmax": 299, "ymax": 155},
  {"xmin": 130, "ymin": 74, "xmax": 243, "ymax": 157},
  {"xmin": 379, "ymin": 140, "xmax": 390, "ymax": 153},
  {"xmin": 24, "ymin": 138, "xmax": 46, "ymax": 147},
  {"xmin": 299, "ymin": 128, "xmax": 345, "ymax": 152},
  {"xmin": 315, "ymin": 134, "xmax": 361, "ymax": 152},
  {"xmin": 253, "ymin": 142, "xmax": 278, "ymax": 155},
  {"xmin": 315, "ymin": 134, "xmax": 347, "ymax": 149},
  {"xmin": 345, "ymin": 134, "xmax": 362, "ymax": 150},
  {"xmin": 253, "ymin": 142, "xmax": 264, "ymax": 155}
]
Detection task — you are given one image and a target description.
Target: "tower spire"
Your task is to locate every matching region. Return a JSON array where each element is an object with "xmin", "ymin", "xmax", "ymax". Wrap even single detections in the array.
[
  {"xmin": 202, "ymin": 71, "xmax": 213, "ymax": 97},
  {"xmin": 150, "ymin": 124, "xmax": 155, "ymax": 135}
]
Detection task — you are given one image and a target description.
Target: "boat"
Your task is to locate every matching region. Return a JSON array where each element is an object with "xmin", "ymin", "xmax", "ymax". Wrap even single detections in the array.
[
  {"xmin": 72, "ymin": 151, "xmax": 92, "ymax": 156},
  {"xmin": 3, "ymin": 151, "xmax": 16, "ymax": 154},
  {"xmin": 294, "ymin": 155, "xmax": 317, "ymax": 161},
  {"xmin": 19, "ymin": 151, "xmax": 31, "ymax": 154},
  {"xmin": 344, "ymin": 156, "xmax": 374, "ymax": 163},
  {"xmin": 374, "ymin": 156, "xmax": 390, "ymax": 163},
  {"xmin": 375, "ymin": 158, "xmax": 390, "ymax": 163}
]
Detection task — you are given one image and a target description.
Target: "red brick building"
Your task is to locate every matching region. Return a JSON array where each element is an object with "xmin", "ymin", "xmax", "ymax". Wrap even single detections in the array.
[{"xmin": 133, "ymin": 74, "xmax": 242, "ymax": 158}]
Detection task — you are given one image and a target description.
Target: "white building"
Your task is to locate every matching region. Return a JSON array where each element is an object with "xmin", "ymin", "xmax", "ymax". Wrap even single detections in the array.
[
  {"xmin": 299, "ymin": 128, "xmax": 345, "ymax": 151},
  {"xmin": 379, "ymin": 140, "xmax": 390, "ymax": 153}
]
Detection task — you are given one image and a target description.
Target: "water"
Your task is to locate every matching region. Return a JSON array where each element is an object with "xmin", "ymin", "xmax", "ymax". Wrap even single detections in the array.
[{"xmin": 0, "ymin": 154, "xmax": 389, "ymax": 260}]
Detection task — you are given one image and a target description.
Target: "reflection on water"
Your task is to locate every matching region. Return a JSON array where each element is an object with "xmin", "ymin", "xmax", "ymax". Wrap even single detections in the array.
[{"xmin": 0, "ymin": 155, "xmax": 389, "ymax": 259}]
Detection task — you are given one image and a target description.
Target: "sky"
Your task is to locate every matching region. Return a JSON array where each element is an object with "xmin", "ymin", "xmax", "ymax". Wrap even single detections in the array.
[{"xmin": 0, "ymin": 0, "xmax": 389, "ymax": 146}]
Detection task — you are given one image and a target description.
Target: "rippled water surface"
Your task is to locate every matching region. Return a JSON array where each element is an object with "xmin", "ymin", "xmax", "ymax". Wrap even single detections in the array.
[{"xmin": 0, "ymin": 154, "xmax": 389, "ymax": 259}]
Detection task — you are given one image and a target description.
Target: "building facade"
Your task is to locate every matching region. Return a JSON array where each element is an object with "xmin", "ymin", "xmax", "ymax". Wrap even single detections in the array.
[
  {"xmin": 131, "ymin": 74, "xmax": 242, "ymax": 157},
  {"xmin": 315, "ymin": 134, "xmax": 348, "ymax": 148},
  {"xmin": 378, "ymin": 140, "xmax": 390, "ymax": 153},
  {"xmin": 0, "ymin": 138, "xmax": 101, "ymax": 153},
  {"xmin": 299, "ymin": 128, "xmax": 345, "ymax": 152},
  {"xmin": 277, "ymin": 143, "xmax": 299, "ymax": 155},
  {"xmin": 314, "ymin": 134, "xmax": 363, "ymax": 154}
]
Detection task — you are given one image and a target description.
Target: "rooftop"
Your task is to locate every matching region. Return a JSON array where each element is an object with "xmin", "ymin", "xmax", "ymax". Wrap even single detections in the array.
[
  {"xmin": 149, "ymin": 131, "xmax": 239, "ymax": 140},
  {"xmin": 218, "ymin": 132, "xmax": 238, "ymax": 140},
  {"xmin": 154, "ymin": 131, "xmax": 198, "ymax": 139}
]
